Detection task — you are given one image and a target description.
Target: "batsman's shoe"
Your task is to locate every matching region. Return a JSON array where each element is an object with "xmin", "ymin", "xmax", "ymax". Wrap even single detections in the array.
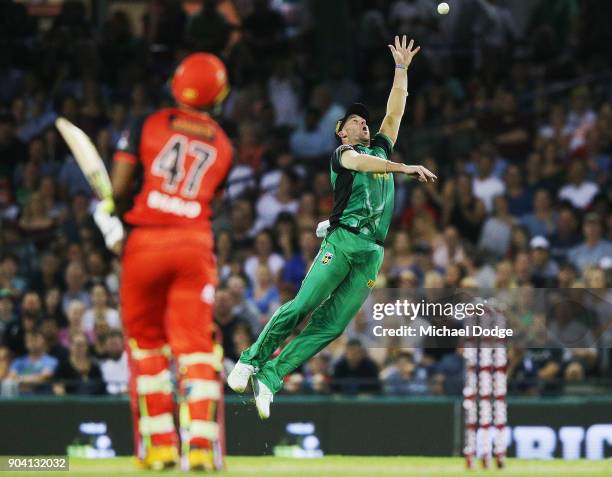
[
  {"xmin": 141, "ymin": 445, "xmax": 179, "ymax": 471},
  {"xmin": 227, "ymin": 361, "xmax": 255, "ymax": 393},
  {"xmin": 253, "ymin": 378, "xmax": 274, "ymax": 419},
  {"xmin": 187, "ymin": 448, "xmax": 215, "ymax": 471}
]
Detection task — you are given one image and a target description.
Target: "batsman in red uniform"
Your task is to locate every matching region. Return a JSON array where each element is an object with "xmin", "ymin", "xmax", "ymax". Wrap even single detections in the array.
[{"xmin": 96, "ymin": 53, "xmax": 232, "ymax": 471}]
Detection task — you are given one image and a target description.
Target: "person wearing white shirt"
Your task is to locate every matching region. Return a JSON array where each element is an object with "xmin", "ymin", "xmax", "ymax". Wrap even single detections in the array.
[
  {"xmin": 472, "ymin": 152, "xmax": 505, "ymax": 212},
  {"xmin": 254, "ymin": 171, "xmax": 299, "ymax": 231},
  {"xmin": 558, "ymin": 160, "xmax": 599, "ymax": 210},
  {"xmin": 82, "ymin": 284, "xmax": 121, "ymax": 334},
  {"xmin": 100, "ymin": 330, "xmax": 129, "ymax": 395},
  {"xmin": 244, "ymin": 230, "xmax": 285, "ymax": 286}
]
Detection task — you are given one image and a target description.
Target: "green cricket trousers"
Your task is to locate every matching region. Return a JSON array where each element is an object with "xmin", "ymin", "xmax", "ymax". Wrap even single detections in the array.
[{"xmin": 239, "ymin": 227, "xmax": 384, "ymax": 393}]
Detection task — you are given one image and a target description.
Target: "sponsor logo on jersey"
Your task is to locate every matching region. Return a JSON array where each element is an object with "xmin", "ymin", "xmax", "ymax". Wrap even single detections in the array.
[
  {"xmin": 147, "ymin": 190, "xmax": 201, "ymax": 218},
  {"xmin": 321, "ymin": 252, "xmax": 333, "ymax": 265},
  {"xmin": 171, "ymin": 117, "xmax": 216, "ymax": 139},
  {"xmin": 367, "ymin": 279, "xmax": 375, "ymax": 288}
]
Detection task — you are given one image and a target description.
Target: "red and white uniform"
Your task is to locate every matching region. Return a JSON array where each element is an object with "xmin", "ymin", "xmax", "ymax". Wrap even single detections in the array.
[{"xmin": 115, "ymin": 107, "xmax": 232, "ymax": 464}]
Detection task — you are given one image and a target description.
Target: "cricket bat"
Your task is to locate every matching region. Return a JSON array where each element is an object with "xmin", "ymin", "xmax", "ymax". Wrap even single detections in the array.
[{"xmin": 55, "ymin": 117, "xmax": 113, "ymax": 204}]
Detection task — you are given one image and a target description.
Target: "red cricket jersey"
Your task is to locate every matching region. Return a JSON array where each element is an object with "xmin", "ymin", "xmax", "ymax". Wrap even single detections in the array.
[{"xmin": 114, "ymin": 108, "xmax": 232, "ymax": 229}]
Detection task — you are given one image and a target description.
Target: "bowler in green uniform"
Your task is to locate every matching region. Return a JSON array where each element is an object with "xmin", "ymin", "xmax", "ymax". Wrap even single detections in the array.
[{"xmin": 227, "ymin": 36, "xmax": 437, "ymax": 418}]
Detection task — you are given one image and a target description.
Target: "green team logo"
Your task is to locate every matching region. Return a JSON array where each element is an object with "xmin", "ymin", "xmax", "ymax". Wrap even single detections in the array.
[{"xmin": 321, "ymin": 252, "xmax": 333, "ymax": 265}]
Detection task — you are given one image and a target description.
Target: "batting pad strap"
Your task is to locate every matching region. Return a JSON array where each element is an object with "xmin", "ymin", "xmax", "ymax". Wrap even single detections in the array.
[
  {"xmin": 190, "ymin": 420, "xmax": 220, "ymax": 441},
  {"xmin": 130, "ymin": 341, "xmax": 171, "ymax": 360},
  {"xmin": 178, "ymin": 352, "xmax": 222, "ymax": 370},
  {"xmin": 139, "ymin": 413, "xmax": 175, "ymax": 436},
  {"xmin": 187, "ymin": 379, "xmax": 221, "ymax": 401},
  {"xmin": 137, "ymin": 370, "xmax": 173, "ymax": 395}
]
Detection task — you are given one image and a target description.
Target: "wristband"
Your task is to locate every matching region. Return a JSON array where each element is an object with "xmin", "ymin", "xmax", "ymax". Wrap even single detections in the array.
[{"xmin": 395, "ymin": 64, "xmax": 407, "ymax": 70}]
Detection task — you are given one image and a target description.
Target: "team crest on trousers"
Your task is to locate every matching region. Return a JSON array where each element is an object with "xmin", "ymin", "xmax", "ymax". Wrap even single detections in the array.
[
  {"xmin": 367, "ymin": 279, "xmax": 375, "ymax": 288},
  {"xmin": 321, "ymin": 252, "xmax": 333, "ymax": 265}
]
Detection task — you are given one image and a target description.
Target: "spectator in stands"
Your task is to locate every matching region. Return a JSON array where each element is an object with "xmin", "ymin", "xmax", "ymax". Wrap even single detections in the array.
[
  {"xmin": 442, "ymin": 174, "xmax": 486, "ymax": 244},
  {"xmin": 244, "ymin": 230, "xmax": 285, "ymax": 286},
  {"xmin": 61, "ymin": 262, "xmax": 90, "ymax": 314},
  {"xmin": 0, "ymin": 289, "xmax": 15, "ymax": 336},
  {"xmin": 40, "ymin": 317, "xmax": 68, "ymax": 365},
  {"xmin": 528, "ymin": 236, "xmax": 559, "ymax": 287},
  {"xmin": 5, "ymin": 329, "xmax": 57, "ymax": 395},
  {"xmin": 472, "ymin": 151, "xmax": 505, "ymax": 212},
  {"xmin": 53, "ymin": 332, "xmax": 104, "ymax": 395},
  {"xmin": 558, "ymin": 160, "xmax": 599, "ymax": 210},
  {"xmin": 332, "ymin": 339, "xmax": 380, "ymax": 395},
  {"xmin": 568, "ymin": 213, "xmax": 612, "ymax": 272},
  {"xmin": 382, "ymin": 351, "xmax": 428, "ymax": 396},
  {"xmin": 521, "ymin": 189, "xmax": 557, "ymax": 238},
  {"xmin": 550, "ymin": 205, "xmax": 581, "ymax": 263},
  {"xmin": 82, "ymin": 284, "xmax": 119, "ymax": 335},
  {"xmin": 478, "ymin": 195, "xmax": 515, "ymax": 259},
  {"xmin": 302, "ymin": 352, "xmax": 332, "ymax": 394},
  {"xmin": 247, "ymin": 264, "xmax": 280, "ymax": 322},
  {"xmin": 254, "ymin": 171, "xmax": 299, "ymax": 231},
  {"xmin": 29, "ymin": 252, "xmax": 62, "ymax": 296},
  {"xmin": 3, "ymin": 291, "xmax": 43, "ymax": 356},
  {"xmin": 59, "ymin": 300, "xmax": 91, "ymax": 348},
  {"xmin": 0, "ymin": 254, "xmax": 27, "ymax": 298},
  {"xmin": 99, "ymin": 329, "xmax": 128, "ymax": 395},
  {"xmin": 226, "ymin": 275, "xmax": 260, "ymax": 334},
  {"xmin": 214, "ymin": 288, "xmax": 251, "ymax": 363},
  {"xmin": 0, "ymin": 345, "xmax": 10, "ymax": 381}
]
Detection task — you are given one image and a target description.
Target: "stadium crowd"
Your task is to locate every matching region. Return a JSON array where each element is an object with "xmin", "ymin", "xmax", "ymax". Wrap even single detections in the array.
[{"xmin": 0, "ymin": 0, "xmax": 611, "ymax": 398}]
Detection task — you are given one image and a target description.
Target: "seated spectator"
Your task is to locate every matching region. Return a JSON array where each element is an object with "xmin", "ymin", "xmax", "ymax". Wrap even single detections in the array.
[
  {"xmin": 432, "ymin": 226, "xmax": 466, "ymax": 270},
  {"xmin": 99, "ymin": 329, "xmax": 129, "ymax": 395},
  {"xmin": 44, "ymin": 287, "xmax": 67, "ymax": 327},
  {"xmin": 40, "ymin": 317, "xmax": 68, "ymax": 364},
  {"xmin": 3, "ymin": 291, "xmax": 43, "ymax": 356},
  {"xmin": 83, "ymin": 284, "xmax": 120, "ymax": 334},
  {"xmin": 53, "ymin": 332, "xmax": 105, "ymax": 395},
  {"xmin": 521, "ymin": 189, "xmax": 557, "ymax": 238},
  {"xmin": 231, "ymin": 322, "xmax": 254, "ymax": 363},
  {"xmin": 92, "ymin": 317, "xmax": 111, "ymax": 359},
  {"xmin": 0, "ymin": 289, "xmax": 15, "ymax": 336},
  {"xmin": 227, "ymin": 275, "xmax": 261, "ymax": 334},
  {"xmin": 302, "ymin": 352, "xmax": 332, "ymax": 394},
  {"xmin": 550, "ymin": 205, "xmax": 581, "ymax": 263},
  {"xmin": 18, "ymin": 192, "xmax": 55, "ymax": 244},
  {"xmin": 61, "ymin": 262, "xmax": 91, "ymax": 315},
  {"xmin": 332, "ymin": 339, "xmax": 380, "ymax": 395},
  {"xmin": 214, "ymin": 289, "xmax": 252, "ymax": 363},
  {"xmin": 568, "ymin": 213, "xmax": 612, "ymax": 272},
  {"xmin": 472, "ymin": 151, "xmax": 505, "ymax": 212},
  {"xmin": 254, "ymin": 170, "xmax": 299, "ymax": 231},
  {"xmin": 558, "ymin": 160, "xmax": 599, "ymax": 210},
  {"xmin": 289, "ymin": 108, "xmax": 331, "ymax": 160},
  {"xmin": 478, "ymin": 195, "xmax": 516, "ymax": 259},
  {"xmin": 529, "ymin": 236, "xmax": 559, "ymax": 287},
  {"xmin": 442, "ymin": 174, "xmax": 486, "ymax": 244},
  {"xmin": 29, "ymin": 252, "xmax": 63, "ymax": 296},
  {"xmin": 0, "ymin": 254, "xmax": 27, "ymax": 298},
  {"xmin": 5, "ymin": 329, "xmax": 57, "ymax": 395},
  {"xmin": 244, "ymin": 230, "xmax": 285, "ymax": 286},
  {"xmin": 247, "ymin": 264, "xmax": 280, "ymax": 321},
  {"xmin": 59, "ymin": 300, "xmax": 92, "ymax": 348},
  {"xmin": 381, "ymin": 351, "xmax": 428, "ymax": 396},
  {"xmin": 282, "ymin": 229, "xmax": 319, "ymax": 290},
  {"xmin": 504, "ymin": 164, "xmax": 533, "ymax": 217}
]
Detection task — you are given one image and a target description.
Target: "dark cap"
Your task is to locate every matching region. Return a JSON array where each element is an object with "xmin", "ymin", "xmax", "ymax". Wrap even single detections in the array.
[{"xmin": 335, "ymin": 103, "xmax": 369, "ymax": 137}]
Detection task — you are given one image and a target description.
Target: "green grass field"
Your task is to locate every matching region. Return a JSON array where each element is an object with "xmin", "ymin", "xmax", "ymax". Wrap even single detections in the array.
[{"xmin": 2, "ymin": 457, "xmax": 611, "ymax": 477}]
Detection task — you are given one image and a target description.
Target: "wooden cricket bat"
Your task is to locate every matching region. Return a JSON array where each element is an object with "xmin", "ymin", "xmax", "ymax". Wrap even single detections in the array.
[{"xmin": 55, "ymin": 117, "xmax": 113, "ymax": 202}]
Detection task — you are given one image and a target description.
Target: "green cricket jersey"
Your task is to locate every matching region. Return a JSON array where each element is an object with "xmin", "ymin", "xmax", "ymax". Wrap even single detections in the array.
[{"xmin": 329, "ymin": 132, "xmax": 394, "ymax": 244}]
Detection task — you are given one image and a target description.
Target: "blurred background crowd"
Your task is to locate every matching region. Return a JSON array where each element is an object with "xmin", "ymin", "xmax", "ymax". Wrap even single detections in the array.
[{"xmin": 0, "ymin": 0, "xmax": 611, "ymax": 398}]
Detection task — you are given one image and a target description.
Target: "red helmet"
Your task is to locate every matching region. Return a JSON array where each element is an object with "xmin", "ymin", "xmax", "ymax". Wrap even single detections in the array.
[{"xmin": 171, "ymin": 52, "xmax": 229, "ymax": 109}]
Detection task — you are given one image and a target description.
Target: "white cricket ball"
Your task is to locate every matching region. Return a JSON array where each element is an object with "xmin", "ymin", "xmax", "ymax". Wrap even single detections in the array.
[{"xmin": 437, "ymin": 2, "xmax": 449, "ymax": 15}]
